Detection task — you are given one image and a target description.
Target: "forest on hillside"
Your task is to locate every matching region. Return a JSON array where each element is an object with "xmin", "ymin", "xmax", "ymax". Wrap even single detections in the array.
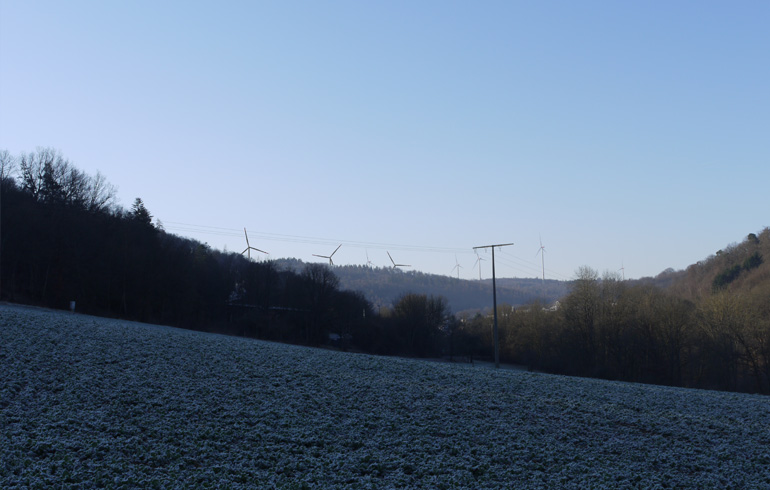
[
  {"xmin": 2, "ymin": 148, "xmax": 768, "ymax": 394},
  {"xmin": 456, "ymin": 229, "xmax": 770, "ymax": 394},
  {"xmin": 0, "ymin": 149, "xmax": 368, "ymax": 342},
  {"xmin": 0, "ymin": 148, "xmax": 459, "ymax": 358},
  {"xmin": 273, "ymin": 258, "xmax": 569, "ymax": 312}
]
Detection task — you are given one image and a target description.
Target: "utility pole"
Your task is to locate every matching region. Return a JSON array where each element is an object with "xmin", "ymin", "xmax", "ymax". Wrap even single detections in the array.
[{"xmin": 473, "ymin": 242, "xmax": 513, "ymax": 368}]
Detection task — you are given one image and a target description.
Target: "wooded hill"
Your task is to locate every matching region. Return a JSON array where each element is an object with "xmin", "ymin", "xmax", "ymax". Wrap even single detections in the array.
[
  {"xmin": 668, "ymin": 229, "xmax": 770, "ymax": 301},
  {"xmin": 0, "ymin": 149, "xmax": 371, "ymax": 346},
  {"xmin": 272, "ymin": 258, "xmax": 569, "ymax": 313},
  {"xmin": 456, "ymin": 227, "xmax": 770, "ymax": 394}
]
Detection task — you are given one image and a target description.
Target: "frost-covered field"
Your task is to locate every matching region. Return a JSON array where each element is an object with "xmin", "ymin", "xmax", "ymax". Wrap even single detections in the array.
[{"xmin": 2, "ymin": 305, "xmax": 769, "ymax": 489}]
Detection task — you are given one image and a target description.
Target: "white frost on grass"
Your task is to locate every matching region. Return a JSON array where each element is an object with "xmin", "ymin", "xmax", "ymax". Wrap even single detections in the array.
[{"xmin": 2, "ymin": 304, "xmax": 769, "ymax": 489}]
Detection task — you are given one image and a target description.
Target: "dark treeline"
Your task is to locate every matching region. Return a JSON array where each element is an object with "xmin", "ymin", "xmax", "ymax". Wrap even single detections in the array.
[
  {"xmin": 2, "ymin": 149, "xmax": 768, "ymax": 395},
  {"xmin": 0, "ymin": 149, "xmax": 371, "ymax": 344},
  {"xmin": 0, "ymin": 148, "xmax": 449, "ymax": 357},
  {"xmin": 455, "ymin": 230, "xmax": 770, "ymax": 394}
]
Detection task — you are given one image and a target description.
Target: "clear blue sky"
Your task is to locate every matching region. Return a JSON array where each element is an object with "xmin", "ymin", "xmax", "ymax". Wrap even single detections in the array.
[{"xmin": 2, "ymin": 1, "xmax": 768, "ymax": 280}]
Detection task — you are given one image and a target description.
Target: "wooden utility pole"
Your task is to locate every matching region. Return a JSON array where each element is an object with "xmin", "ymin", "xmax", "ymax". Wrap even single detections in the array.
[{"xmin": 473, "ymin": 242, "xmax": 514, "ymax": 368}]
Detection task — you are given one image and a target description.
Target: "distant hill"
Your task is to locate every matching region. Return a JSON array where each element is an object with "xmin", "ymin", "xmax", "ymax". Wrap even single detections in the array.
[
  {"xmin": 267, "ymin": 228, "xmax": 770, "ymax": 314},
  {"xmin": 272, "ymin": 258, "xmax": 570, "ymax": 313}
]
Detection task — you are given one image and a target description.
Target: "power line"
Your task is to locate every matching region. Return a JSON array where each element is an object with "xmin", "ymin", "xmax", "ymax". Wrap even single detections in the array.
[
  {"xmin": 163, "ymin": 221, "xmax": 471, "ymax": 255},
  {"xmin": 496, "ymin": 250, "xmax": 572, "ymax": 281},
  {"xmin": 475, "ymin": 248, "xmax": 571, "ymax": 281},
  {"xmin": 162, "ymin": 219, "xmax": 574, "ymax": 280}
]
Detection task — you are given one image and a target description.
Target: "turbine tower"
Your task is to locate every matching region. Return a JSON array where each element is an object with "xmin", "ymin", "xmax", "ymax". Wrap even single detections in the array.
[
  {"xmin": 365, "ymin": 250, "xmax": 374, "ymax": 268},
  {"xmin": 242, "ymin": 228, "xmax": 268, "ymax": 260},
  {"xmin": 313, "ymin": 244, "xmax": 342, "ymax": 266},
  {"xmin": 450, "ymin": 255, "xmax": 463, "ymax": 279},
  {"xmin": 619, "ymin": 261, "xmax": 625, "ymax": 281},
  {"xmin": 536, "ymin": 236, "xmax": 546, "ymax": 281},
  {"xmin": 473, "ymin": 252, "xmax": 486, "ymax": 280}
]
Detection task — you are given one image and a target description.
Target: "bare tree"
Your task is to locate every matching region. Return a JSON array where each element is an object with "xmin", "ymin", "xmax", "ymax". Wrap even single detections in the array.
[
  {"xmin": 0, "ymin": 149, "xmax": 16, "ymax": 183},
  {"xmin": 85, "ymin": 171, "xmax": 118, "ymax": 213},
  {"xmin": 58, "ymin": 164, "xmax": 89, "ymax": 207},
  {"xmin": 18, "ymin": 148, "xmax": 51, "ymax": 198},
  {"xmin": 19, "ymin": 147, "xmax": 69, "ymax": 202},
  {"xmin": 393, "ymin": 293, "xmax": 449, "ymax": 357},
  {"xmin": 562, "ymin": 266, "xmax": 601, "ymax": 368},
  {"xmin": 0, "ymin": 149, "xmax": 14, "ymax": 300},
  {"xmin": 17, "ymin": 147, "xmax": 117, "ymax": 211},
  {"xmin": 299, "ymin": 263, "xmax": 341, "ymax": 344}
]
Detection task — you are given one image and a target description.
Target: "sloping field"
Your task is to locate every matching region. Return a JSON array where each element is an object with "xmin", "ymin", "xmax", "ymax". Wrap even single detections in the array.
[{"xmin": 2, "ymin": 304, "xmax": 769, "ymax": 489}]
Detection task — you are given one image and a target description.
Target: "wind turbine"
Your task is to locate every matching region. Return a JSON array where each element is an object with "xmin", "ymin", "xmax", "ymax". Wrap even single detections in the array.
[
  {"xmin": 242, "ymin": 228, "xmax": 268, "ymax": 260},
  {"xmin": 313, "ymin": 244, "xmax": 342, "ymax": 266},
  {"xmin": 387, "ymin": 251, "xmax": 410, "ymax": 269},
  {"xmin": 536, "ymin": 236, "xmax": 546, "ymax": 281},
  {"xmin": 450, "ymin": 255, "xmax": 463, "ymax": 279},
  {"xmin": 365, "ymin": 250, "xmax": 374, "ymax": 268},
  {"xmin": 619, "ymin": 261, "xmax": 625, "ymax": 281},
  {"xmin": 473, "ymin": 252, "xmax": 486, "ymax": 280}
]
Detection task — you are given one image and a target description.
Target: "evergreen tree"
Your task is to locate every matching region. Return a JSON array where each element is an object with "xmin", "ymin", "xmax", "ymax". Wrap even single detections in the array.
[{"xmin": 130, "ymin": 197, "xmax": 153, "ymax": 226}]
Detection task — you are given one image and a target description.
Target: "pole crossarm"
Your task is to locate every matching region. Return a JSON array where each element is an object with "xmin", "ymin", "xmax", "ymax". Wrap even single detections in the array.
[
  {"xmin": 472, "ymin": 242, "xmax": 514, "ymax": 368},
  {"xmin": 473, "ymin": 243, "xmax": 514, "ymax": 251}
]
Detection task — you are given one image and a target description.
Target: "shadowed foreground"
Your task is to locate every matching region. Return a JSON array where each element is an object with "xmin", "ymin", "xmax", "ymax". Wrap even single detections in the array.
[{"xmin": 2, "ymin": 304, "xmax": 769, "ymax": 489}]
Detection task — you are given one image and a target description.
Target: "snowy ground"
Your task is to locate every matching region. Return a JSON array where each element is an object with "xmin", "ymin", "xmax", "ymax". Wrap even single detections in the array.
[{"xmin": 2, "ymin": 304, "xmax": 769, "ymax": 489}]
